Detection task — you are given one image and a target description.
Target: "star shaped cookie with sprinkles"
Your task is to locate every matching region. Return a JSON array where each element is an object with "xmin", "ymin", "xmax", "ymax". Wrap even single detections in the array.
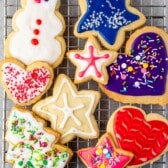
[
  {"xmin": 33, "ymin": 74, "xmax": 100, "ymax": 144},
  {"xmin": 67, "ymin": 37, "xmax": 117, "ymax": 84},
  {"xmin": 74, "ymin": 0, "xmax": 146, "ymax": 50},
  {"xmin": 77, "ymin": 133, "xmax": 133, "ymax": 168}
]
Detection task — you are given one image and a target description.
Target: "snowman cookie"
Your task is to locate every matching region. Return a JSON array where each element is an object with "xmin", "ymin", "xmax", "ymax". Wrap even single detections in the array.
[{"xmin": 5, "ymin": 0, "xmax": 66, "ymax": 68}]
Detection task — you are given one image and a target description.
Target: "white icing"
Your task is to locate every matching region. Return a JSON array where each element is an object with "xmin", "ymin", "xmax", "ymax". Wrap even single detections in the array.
[
  {"xmin": 69, "ymin": 41, "xmax": 114, "ymax": 82},
  {"xmin": 6, "ymin": 142, "xmax": 69, "ymax": 168},
  {"xmin": 2, "ymin": 62, "xmax": 51, "ymax": 104},
  {"xmin": 9, "ymin": 0, "xmax": 63, "ymax": 65},
  {"xmin": 6, "ymin": 109, "xmax": 55, "ymax": 147},
  {"xmin": 52, "ymin": 93, "xmax": 83, "ymax": 129},
  {"xmin": 6, "ymin": 108, "xmax": 70, "ymax": 168},
  {"xmin": 34, "ymin": 76, "xmax": 98, "ymax": 142}
]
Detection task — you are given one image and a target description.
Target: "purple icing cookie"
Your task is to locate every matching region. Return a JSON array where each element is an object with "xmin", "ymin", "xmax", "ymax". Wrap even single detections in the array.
[{"xmin": 100, "ymin": 27, "xmax": 168, "ymax": 105}]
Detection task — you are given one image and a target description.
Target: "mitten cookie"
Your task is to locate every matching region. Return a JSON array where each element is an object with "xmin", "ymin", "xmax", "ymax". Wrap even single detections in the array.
[{"xmin": 77, "ymin": 133, "xmax": 133, "ymax": 168}]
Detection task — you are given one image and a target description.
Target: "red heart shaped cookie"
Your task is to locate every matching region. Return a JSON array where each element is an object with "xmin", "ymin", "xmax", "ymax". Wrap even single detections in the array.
[
  {"xmin": 107, "ymin": 106, "xmax": 168, "ymax": 167},
  {"xmin": 0, "ymin": 58, "xmax": 53, "ymax": 106}
]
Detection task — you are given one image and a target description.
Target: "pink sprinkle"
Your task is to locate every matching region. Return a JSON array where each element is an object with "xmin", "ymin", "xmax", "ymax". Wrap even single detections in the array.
[
  {"xmin": 141, "ymin": 68, "xmax": 147, "ymax": 74},
  {"xmin": 121, "ymin": 74, "xmax": 127, "ymax": 80},
  {"xmin": 34, "ymin": 0, "xmax": 41, "ymax": 3}
]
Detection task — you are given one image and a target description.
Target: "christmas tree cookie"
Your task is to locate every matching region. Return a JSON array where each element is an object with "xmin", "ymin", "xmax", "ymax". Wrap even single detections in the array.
[
  {"xmin": 5, "ymin": 107, "xmax": 73, "ymax": 168},
  {"xmin": 5, "ymin": 0, "xmax": 66, "ymax": 68}
]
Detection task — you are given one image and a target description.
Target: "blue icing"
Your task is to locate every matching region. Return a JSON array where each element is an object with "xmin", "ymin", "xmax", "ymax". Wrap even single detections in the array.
[{"xmin": 77, "ymin": 0, "xmax": 140, "ymax": 45}]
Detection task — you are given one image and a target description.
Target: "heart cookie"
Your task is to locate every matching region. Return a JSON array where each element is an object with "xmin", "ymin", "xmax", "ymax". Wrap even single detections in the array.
[
  {"xmin": 107, "ymin": 106, "xmax": 168, "ymax": 167},
  {"xmin": 100, "ymin": 26, "xmax": 168, "ymax": 105},
  {"xmin": 0, "ymin": 58, "xmax": 53, "ymax": 106}
]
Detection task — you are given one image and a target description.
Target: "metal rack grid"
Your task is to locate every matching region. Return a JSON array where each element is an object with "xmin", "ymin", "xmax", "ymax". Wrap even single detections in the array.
[{"xmin": 0, "ymin": 0, "xmax": 168, "ymax": 167}]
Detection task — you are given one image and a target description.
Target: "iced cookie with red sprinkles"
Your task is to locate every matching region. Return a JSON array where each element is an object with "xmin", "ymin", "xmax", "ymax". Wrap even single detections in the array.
[
  {"xmin": 67, "ymin": 37, "xmax": 117, "ymax": 84},
  {"xmin": 0, "ymin": 58, "xmax": 53, "ymax": 106},
  {"xmin": 107, "ymin": 106, "xmax": 168, "ymax": 167},
  {"xmin": 5, "ymin": 0, "xmax": 66, "ymax": 68},
  {"xmin": 100, "ymin": 26, "xmax": 168, "ymax": 105},
  {"xmin": 77, "ymin": 133, "xmax": 133, "ymax": 168},
  {"xmin": 5, "ymin": 107, "xmax": 73, "ymax": 168}
]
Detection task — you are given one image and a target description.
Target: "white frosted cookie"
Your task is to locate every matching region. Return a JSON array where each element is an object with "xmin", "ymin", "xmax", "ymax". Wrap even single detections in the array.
[
  {"xmin": 67, "ymin": 37, "xmax": 117, "ymax": 84},
  {"xmin": 5, "ymin": 107, "xmax": 73, "ymax": 168},
  {"xmin": 0, "ymin": 58, "xmax": 54, "ymax": 106},
  {"xmin": 5, "ymin": 0, "xmax": 66, "ymax": 68}
]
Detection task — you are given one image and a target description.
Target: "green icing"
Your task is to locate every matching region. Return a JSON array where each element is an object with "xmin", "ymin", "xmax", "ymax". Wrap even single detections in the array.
[
  {"xmin": 9, "ymin": 142, "xmax": 69, "ymax": 168},
  {"xmin": 26, "ymin": 161, "xmax": 34, "ymax": 168},
  {"xmin": 18, "ymin": 160, "xmax": 23, "ymax": 166},
  {"xmin": 43, "ymin": 160, "xmax": 48, "ymax": 165}
]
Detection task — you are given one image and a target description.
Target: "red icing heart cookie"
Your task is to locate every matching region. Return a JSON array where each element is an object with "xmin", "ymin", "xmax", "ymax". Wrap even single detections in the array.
[
  {"xmin": 107, "ymin": 106, "xmax": 168, "ymax": 167},
  {"xmin": 0, "ymin": 58, "xmax": 53, "ymax": 106}
]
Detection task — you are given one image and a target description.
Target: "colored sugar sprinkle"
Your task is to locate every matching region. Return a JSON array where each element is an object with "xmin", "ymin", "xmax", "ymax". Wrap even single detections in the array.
[
  {"xmin": 6, "ymin": 110, "xmax": 70, "ymax": 168},
  {"xmin": 78, "ymin": 135, "xmax": 132, "ymax": 167},
  {"xmin": 105, "ymin": 32, "xmax": 167, "ymax": 96},
  {"xmin": 2, "ymin": 63, "xmax": 51, "ymax": 103},
  {"xmin": 77, "ymin": 0, "xmax": 140, "ymax": 45}
]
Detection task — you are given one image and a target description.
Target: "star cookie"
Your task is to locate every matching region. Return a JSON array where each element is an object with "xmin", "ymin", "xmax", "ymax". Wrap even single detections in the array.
[
  {"xmin": 67, "ymin": 37, "xmax": 117, "ymax": 84},
  {"xmin": 33, "ymin": 74, "xmax": 100, "ymax": 144},
  {"xmin": 77, "ymin": 133, "xmax": 133, "ymax": 168},
  {"xmin": 74, "ymin": 0, "xmax": 146, "ymax": 50},
  {"xmin": 5, "ymin": 107, "xmax": 73, "ymax": 168}
]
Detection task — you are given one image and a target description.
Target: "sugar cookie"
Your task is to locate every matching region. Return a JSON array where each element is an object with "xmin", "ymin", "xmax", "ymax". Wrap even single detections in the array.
[
  {"xmin": 107, "ymin": 106, "xmax": 168, "ymax": 167},
  {"xmin": 74, "ymin": 0, "xmax": 146, "ymax": 50},
  {"xmin": 78, "ymin": 133, "xmax": 133, "ymax": 168},
  {"xmin": 5, "ymin": 0, "xmax": 66, "ymax": 68},
  {"xmin": 100, "ymin": 27, "xmax": 168, "ymax": 105},
  {"xmin": 33, "ymin": 74, "xmax": 100, "ymax": 144},
  {"xmin": 6, "ymin": 107, "xmax": 73, "ymax": 168},
  {"xmin": 0, "ymin": 58, "xmax": 53, "ymax": 106},
  {"xmin": 67, "ymin": 37, "xmax": 117, "ymax": 84}
]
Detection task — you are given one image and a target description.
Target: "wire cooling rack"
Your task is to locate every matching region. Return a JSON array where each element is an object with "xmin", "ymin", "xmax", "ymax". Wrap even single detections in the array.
[{"xmin": 0, "ymin": 0, "xmax": 168, "ymax": 167}]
